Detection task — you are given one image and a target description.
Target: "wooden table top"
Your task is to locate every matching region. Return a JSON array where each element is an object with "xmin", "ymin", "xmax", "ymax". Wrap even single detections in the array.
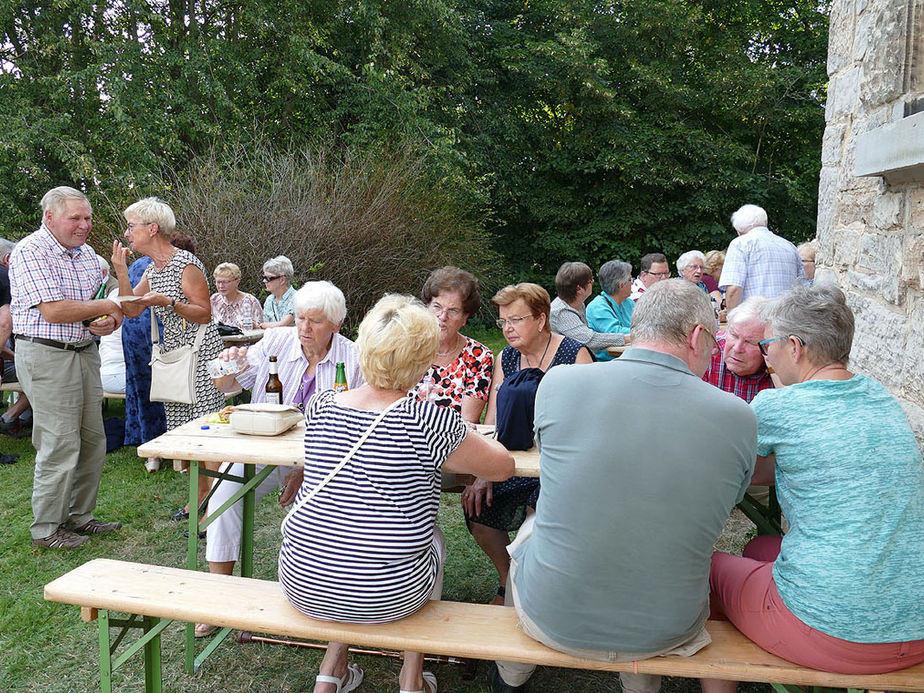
[
  {"xmin": 605, "ymin": 345, "xmax": 628, "ymax": 358},
  {"xmin": 138, "ymin": 416, "xmax": 540, "ymax": 477}
]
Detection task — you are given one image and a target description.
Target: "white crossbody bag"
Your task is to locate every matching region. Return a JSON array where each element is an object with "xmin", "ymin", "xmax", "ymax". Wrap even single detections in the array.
[
  {"xmin": 281, "ymin": 397, "xmax": 403, "ymax": 535},
  {"xmin": 149, "ymin": 309, "xmax": 206, "ymax": 405}
]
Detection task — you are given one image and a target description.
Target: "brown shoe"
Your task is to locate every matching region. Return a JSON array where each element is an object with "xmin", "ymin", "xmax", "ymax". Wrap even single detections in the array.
[
  {"xmin": 70, "ymin": 518, "xmax": 122, "ymax": 535},
  {"xmin": 33, "ymin": 527, "xmax": 90, "ymax": 549}
]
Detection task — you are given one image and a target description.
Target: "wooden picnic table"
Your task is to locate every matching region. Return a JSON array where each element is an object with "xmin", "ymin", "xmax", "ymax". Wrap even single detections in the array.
[{"xmin": 137, "ymin": 414, "xmax": 538, "ymax": 671}]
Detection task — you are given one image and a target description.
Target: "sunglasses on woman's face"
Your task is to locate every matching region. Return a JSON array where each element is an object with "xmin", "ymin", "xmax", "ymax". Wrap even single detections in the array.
[{"xmin": 262, "ymin": 275, "xmax": 280, "ymax": 283}]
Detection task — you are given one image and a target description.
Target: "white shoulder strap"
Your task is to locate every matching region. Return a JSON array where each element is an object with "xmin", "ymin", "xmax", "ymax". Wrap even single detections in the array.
[{"xmin": 281, "ymin": 396, "xmax": 405, "ymax": 534}]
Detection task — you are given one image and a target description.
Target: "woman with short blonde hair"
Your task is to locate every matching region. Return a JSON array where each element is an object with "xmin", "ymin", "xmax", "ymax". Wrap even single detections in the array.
[
  {"xmin": 279, "ymin": 294, "xmax": 514, "ymax": 693},
  {"xmin": 211, "ymin": 262, "xmax": 262, "ymax": 330}
]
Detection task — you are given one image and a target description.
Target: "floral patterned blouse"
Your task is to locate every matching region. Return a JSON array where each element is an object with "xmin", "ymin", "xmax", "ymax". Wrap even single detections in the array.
[
  {"xmin": 210, "ymin": 291, "xmax": 263, "ymax": 329},
  {"xmin": 412, "ymin": 336, "xmax": 494, "ymax": 413}
]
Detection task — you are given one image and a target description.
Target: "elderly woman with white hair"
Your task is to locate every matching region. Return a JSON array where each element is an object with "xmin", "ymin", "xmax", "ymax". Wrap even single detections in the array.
[
  {"xmin": 704, "ymin": 284, "xmax": 924, "ymax": 691},
  {"xmin": 190, "ymin": 281, "xmax": 365, "ymax": 636},
  {"xmin": 260, "ymin": 255, "xmax": 296, "ymax": 328},
  {"xmin": 585, "ymin": 259, "xmax": 634, "ymax": 361},
  {"xmin": 279, "ymin": 294, "xmax": 513, "ymax": 693}
]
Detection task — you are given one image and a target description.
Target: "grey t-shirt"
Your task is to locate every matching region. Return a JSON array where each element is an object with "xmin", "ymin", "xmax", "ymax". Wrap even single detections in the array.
[{"xmin": 512, "ymin": 348, "xmax": 756, "ymax": 653}]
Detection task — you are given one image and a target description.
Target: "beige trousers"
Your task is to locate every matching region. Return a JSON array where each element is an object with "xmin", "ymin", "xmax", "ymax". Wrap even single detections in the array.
[{"xmin": 17, "ymin": 339, "xmax": 107, "ymax": 539}]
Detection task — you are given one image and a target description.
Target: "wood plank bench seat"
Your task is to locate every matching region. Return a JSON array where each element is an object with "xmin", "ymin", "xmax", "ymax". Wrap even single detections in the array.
[{"xmin": 45, "ymin": 558, "xmax": 924, "ymax": 693}]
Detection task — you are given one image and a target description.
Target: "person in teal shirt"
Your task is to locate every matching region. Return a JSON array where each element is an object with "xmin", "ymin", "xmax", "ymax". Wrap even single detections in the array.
[
  {"xmin": 585, "ymin": 259, "xmax": 633, "ymax": 361},
  {"xmin": 705, "ymin": 283, "xmax": 924, "ymax": 693}
]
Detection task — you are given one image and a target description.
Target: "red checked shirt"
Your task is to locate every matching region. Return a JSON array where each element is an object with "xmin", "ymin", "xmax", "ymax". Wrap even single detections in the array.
[
  {"xmin": 703, "ymin": 335, "xmax": 774, "ymax": 403},
  {"xmin": 9, "ymin": 224, "xmax": 103, "ymax": 342}
]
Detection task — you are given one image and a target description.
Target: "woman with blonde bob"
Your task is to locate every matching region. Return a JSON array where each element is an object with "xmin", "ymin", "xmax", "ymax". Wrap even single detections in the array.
[
  {"xmin": 210, "ymin": 262, "xmax": 262, "ymax": 329},
  {"xmin": 278, "ymin": 294, "xmax": 514, "ymax": 693}
]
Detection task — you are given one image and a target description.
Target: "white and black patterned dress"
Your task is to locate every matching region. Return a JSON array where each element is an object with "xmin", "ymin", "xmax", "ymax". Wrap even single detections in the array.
[
  {"xmin": 145, "ymin": 249, "xmax": 225, "ymax": 429},
  {"xmin": 279, "ymin": 391, "xmax": 466, "ymax": 623}
]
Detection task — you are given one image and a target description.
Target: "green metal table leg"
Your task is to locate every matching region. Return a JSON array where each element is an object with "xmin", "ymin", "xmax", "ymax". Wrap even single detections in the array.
[
  {"xmin": 240, "ymin": 462, "xmax": 256, "ymax": 577},
  {"xmin": 99, "ymin": 609, "xmax": 113, "ymax": 693},
  {"xmin": 186, "ymin": 461, "xmax": 200, "ymax": 674},
  {"xmin": 143, "ymin": 616, "xmax": 163, "ymax": 693}
]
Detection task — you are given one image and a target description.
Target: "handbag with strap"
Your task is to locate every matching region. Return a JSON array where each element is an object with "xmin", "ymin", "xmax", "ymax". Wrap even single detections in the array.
[
  {"xmin": 281, "ymin": 397, "xmax": 403, "ymax": 534},
  {"xmin": 149, "ymin": 309, "xmax": 206, "ymax": 405}
]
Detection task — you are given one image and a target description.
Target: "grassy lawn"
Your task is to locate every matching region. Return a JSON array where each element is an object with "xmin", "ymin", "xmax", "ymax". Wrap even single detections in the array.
[{"xmin": 0, "ymin": 334, "xmax": 765, "ymax": 692}]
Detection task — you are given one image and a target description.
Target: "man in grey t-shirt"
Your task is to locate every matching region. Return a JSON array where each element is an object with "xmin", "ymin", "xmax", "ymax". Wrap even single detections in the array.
[{"xmin": 492, "ymin": 280, "xmax": 756, "ymax": 693}]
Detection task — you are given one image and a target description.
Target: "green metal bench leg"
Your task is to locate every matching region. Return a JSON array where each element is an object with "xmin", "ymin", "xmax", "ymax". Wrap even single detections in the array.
[
  {"xmin": 99, "ymin": 609, "xmax": 113, "ymax": 693},
  {"xmin": 143, "ymin": 616, "xmax": 163, "ymax": 693}
]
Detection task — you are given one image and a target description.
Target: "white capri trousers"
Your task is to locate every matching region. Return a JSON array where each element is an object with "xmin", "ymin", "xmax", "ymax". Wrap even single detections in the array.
[{"xmin": 205, "ymin": 462, "xmax": 289, "ymax": 563}]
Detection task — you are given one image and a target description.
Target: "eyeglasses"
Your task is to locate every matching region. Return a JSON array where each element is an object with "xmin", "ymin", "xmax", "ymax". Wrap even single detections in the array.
[
  {"xmin": 645, "ymin": 270, "xmax": 670, "ymax": 278},
  {"xmin": 496, "ymin": 315, "xmax": 535, "ymax": 329},
  {"xmin": 126, "ymin": 222, "xmax": 152, "ymax": 231},
  {"xmin": 215, "ymin": 279, "xmax": 239, "ymax": 286},
  {"xmin": 701, "ymin": 325, "xmax": 720, "ymax": 356},
  {"xmin": 429, "ymin": 302, "xmax": 463, "ymax": 319},
  {"xmin": 262, "ymin": 275, "xmax": 281, "ymax": 283},
  {"xmin": 758, "ymin": 335, "xmax": 805, "ymax": 356}
]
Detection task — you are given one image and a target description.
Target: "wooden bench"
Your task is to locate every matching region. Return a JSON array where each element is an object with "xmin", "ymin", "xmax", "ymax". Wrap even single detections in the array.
[{"xmin": 45, "ymin": 559, "xmax": 924, "ymax": 693}]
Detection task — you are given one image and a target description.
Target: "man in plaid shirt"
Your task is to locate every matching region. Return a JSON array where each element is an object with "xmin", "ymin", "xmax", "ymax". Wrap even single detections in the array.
[
  {"xmin": 704, "ymin": 297, "xmax": 773, "ymax": 403},
  {"xmin": 10, "ymin": 186, "xmax": 123, "ymax": 549}
]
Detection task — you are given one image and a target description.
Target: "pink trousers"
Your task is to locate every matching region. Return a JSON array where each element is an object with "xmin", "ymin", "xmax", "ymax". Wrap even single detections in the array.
[{"xmin": 709, "ymin": 535, "xmax": 924, "ymax": 674}]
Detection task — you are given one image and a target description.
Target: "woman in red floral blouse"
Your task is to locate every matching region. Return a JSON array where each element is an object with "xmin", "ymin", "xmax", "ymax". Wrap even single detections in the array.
[{"xmin": 412, "ymin": 267, "xmax": 493, "ymax": 423}]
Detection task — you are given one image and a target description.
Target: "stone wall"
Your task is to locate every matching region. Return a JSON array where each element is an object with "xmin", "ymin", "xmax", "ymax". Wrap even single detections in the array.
[{"xmin": 819, "ymin": 0, "xmax": 924, "ymax": 442}]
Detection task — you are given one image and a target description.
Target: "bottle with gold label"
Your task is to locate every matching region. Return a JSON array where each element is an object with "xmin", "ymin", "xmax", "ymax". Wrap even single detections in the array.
[
  {"xmin": 265, "ymin": 356, "xmax": 283, "ymax": 404},
  {"xmin": 334, "ymin": 362, "xmax": 348, "ymax": 392}
]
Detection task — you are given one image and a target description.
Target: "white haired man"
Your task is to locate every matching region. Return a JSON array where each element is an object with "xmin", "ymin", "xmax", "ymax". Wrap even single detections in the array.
[
  {"xmin": 720, "ymin": 204, "xmax": 804, "ymax": 310},
  {"xmin": 10, "ymin": 186, "xmax": 123, "ymax": 548},
  {"xmin": 704, "ymin": 297, "xmax": 773, "ymax": 402},
  {"xmin": 491, "ymin": 279, "xmax": 756, "ymax": 693}
]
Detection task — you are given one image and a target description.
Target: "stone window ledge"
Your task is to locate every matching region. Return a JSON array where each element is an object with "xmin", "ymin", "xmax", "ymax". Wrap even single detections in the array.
[{"xmin": 855, "ymin": 111, "xmax": 924, "ymax": 183}]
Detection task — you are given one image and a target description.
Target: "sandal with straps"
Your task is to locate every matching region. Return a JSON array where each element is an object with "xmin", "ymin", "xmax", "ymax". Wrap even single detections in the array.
[
  {"xmin": 400, "ymin": 670, "xmax": 437, "ymax": 693},
  {"xmin": 316, "ymin": 663, "xmax": 363, "ymax": 693}
]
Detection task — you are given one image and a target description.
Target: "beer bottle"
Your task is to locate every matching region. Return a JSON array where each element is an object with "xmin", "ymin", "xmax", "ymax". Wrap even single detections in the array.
[
  {"xmin": 265, "ymin": 356, "xmax": 283, "ymax": 404},
  {"xmin": 334, "ymin": 362, "xmax": 348, "ymax": 392}
]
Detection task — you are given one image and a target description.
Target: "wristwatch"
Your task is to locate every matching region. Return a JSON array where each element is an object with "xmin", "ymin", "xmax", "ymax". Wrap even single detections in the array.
[{"xmin": 170, "ymin": 298, "xmax": 177, "ymax": 309}]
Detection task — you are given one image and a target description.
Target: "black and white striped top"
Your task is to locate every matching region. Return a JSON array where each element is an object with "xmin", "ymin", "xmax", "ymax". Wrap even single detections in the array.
[{"xmin": 278, "ymin": 390, "xmax": 466, "ymax": 623}]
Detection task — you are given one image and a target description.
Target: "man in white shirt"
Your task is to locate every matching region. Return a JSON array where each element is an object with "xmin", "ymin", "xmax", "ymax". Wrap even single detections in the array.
[
  {"xmin": 720, "ymin": 204, "xmax": 805, "ymax": 310},
  {"xmin": 630, "ymin": 253, "xmax": 670, "ymax": 300}
]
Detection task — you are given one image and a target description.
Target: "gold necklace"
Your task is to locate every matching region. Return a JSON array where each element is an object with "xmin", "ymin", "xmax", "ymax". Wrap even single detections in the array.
[{"xmin": 436, "ymin": 334, "xmax": 462, "ymax": 357}]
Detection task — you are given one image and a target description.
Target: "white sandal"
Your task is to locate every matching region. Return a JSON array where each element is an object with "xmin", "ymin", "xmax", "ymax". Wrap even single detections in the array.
[
  {"xmin": 400, "ymin": 670, "xmax": 437, "ymax": 693},
  {"xmin": 316, "ymin": 663, "xmax": 363, "ymax": 693}
]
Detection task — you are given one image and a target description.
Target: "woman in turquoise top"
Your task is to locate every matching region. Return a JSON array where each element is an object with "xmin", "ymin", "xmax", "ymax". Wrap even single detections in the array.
[
  {"xmin": 261, "ymin": 255, "xmax": 296, "ymax": 328},
  {"xmin": 704, "ymin": 284, "xmax": 924, "ymax": 692},
  {"xmin": 584, "ymin": 259, "xmax": 633, "ymax": 361}
]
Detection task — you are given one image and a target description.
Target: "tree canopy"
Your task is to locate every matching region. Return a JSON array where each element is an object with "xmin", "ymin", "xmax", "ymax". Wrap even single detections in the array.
[{"xmin": 0, "ymin": 0, "xmax": 829, "ymax": 287}]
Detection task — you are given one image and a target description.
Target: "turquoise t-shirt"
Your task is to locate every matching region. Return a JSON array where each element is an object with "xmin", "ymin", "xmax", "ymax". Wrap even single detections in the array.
[
  {"xmin": 585, "ymin": 293, "xmax": 633, "ymax": 361},
  {"xmin": 752, "ymin": 374, "xmax": 924, "ymax": 643},
  {"xmin": 263, "ymin": 286, "xmax": 296, "ymax": 323}
]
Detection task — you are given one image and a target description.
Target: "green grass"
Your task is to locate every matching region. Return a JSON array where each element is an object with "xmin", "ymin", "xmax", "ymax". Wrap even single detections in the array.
[{"xmin": 0, "ymin": 374, "xmax": 766, "ymax": 692}]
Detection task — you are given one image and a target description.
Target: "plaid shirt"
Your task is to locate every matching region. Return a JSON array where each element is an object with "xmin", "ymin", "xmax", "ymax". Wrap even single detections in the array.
[
  {"xmin": 719, "ymin": 227, "xmax": 805, "ymax": 301},
  {"xmin": 9, "ymin": 224, "xmax": 102, "ymax": 342},
  {"xmin": 703, "ymin": 335, "xmax": 773, "ymax": 403}
]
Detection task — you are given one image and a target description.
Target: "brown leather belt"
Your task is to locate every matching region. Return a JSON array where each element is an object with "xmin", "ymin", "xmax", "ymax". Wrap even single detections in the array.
[{"xmin": 14, "ymin": 335, "xmax": 94, "ymax": 352}]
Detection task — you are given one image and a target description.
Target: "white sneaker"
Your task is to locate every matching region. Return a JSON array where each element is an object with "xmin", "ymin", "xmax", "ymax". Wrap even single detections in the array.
[{"xmin": 145, "ymin": 457, "xmax": 161, "ymax": 473}]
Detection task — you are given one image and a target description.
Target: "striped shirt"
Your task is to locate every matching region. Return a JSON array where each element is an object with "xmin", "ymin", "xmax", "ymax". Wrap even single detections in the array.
[
  {"xmin": 10, "ymin": 224, "xmax": 103, "ymax": 342},
  {"xmin": 278, "ymin": 391, "xmax": 466, "ymax": 623},
  {"xmin": 236, "ymin": 328, "xmax": 362, "ymax": 403},
  {"xmin": 719, "ymin": 227, "xmax": 805, "ymax": 301}
]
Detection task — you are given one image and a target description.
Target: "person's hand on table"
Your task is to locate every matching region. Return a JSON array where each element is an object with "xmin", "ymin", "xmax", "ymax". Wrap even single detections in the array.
[
  {"xmin": 279, "ymin": 467, "xmax": 304, "ymax": 506},
  {"xmin": 461, "ymin": 477, "xmax": 493, "ymax": 517}
]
